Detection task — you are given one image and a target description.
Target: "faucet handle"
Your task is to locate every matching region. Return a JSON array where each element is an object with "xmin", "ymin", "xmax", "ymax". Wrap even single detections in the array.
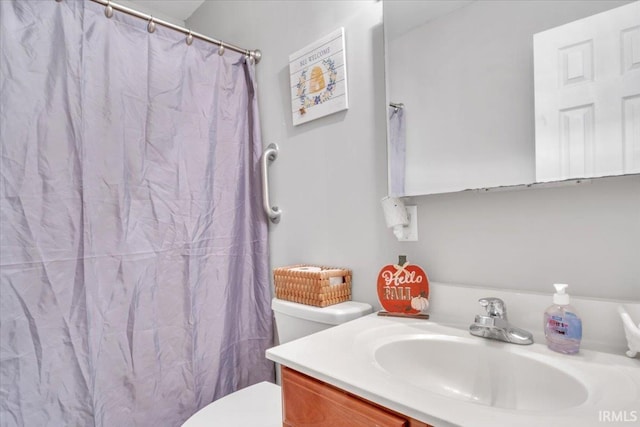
[{"xmin": 478, "ymin": 297, "xmax": 507, "ymax": 318}]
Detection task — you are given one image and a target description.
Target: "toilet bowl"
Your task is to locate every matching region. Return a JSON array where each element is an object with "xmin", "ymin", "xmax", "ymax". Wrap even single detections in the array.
[
  {"xmin": 181, "ymin": 381, "xmax": 282, "ymax": 427},
  {"xmin": 181, "ymin": 298, "xmax": 372, "ymax": 426}
]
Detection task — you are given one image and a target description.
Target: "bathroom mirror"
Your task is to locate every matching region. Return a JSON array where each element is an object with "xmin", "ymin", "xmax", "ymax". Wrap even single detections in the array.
[{"xmin": 384, "ymin": 0, "xmax": 639, "ymax": 196}]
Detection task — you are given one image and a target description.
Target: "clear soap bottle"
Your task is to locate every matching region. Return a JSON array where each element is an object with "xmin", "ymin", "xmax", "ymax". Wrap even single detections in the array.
[{"xmin": 543, "ymin": 283, "xmax": 582, "ymax": 354}]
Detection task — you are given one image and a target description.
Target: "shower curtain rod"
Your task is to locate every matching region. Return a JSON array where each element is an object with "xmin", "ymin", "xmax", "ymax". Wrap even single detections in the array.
[{"xmin": 83, "ymin": 0, "xmax": 262, "ymax": 63}]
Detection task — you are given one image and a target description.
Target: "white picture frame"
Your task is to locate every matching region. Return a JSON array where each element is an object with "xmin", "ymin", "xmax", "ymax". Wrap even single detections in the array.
[{"xmin": 289, "ymin": 28, "xmax": 349, "ymax": 126}]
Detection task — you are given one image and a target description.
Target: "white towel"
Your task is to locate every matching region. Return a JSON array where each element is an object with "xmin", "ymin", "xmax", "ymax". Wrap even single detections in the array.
[{"xmin": 388, "ymin": 105, "xmax": 406, "ymax": 196}]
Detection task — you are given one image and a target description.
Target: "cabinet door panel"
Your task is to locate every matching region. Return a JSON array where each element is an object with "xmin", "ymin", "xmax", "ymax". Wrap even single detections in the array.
[{"xmin": 282, "ymin": 367, "xmax": 407, "ymax": 427}]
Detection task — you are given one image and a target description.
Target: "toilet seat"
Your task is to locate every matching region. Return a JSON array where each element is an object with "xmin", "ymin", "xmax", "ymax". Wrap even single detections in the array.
[{"xmin": 181, "ymin": 381, "xmax": 282, "ymax": 426}]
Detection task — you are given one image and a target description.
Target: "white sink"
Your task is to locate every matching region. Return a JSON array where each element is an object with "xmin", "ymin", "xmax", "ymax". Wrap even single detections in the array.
[
  {"xmin": 374, "ymin": 335, "xmax": 588, "ymax": 411},
  {"xmin": 267, "ymin": 314, "xmax": 640, "ymax": 427}
]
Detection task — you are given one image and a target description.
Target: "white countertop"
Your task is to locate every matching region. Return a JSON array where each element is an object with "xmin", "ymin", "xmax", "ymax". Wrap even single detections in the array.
[{"xmin": 266, "ymin": 313, "xmax": 640, "ymax": 427}]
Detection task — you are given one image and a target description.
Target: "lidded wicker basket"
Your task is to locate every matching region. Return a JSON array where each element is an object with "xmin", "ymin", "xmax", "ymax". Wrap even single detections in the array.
[{"xmin": 273, "ymin": 264, "xmax": 351, "ymax": 307}]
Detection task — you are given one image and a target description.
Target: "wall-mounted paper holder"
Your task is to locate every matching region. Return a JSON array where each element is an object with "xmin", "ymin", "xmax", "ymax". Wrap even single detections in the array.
[{"xmin": 381, "ymin": 196, "xmax": 418, "ymax": 241}]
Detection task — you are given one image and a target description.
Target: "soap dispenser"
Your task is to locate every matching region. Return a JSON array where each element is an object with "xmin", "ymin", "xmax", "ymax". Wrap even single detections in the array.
[{"xmin": 543, "ymin": 284, "xmax": 582, "ymax": 354}]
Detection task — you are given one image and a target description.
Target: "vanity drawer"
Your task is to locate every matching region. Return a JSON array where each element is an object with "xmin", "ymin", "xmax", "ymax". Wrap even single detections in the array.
[{"xmin": 281, "ymin": 367, "xmax": 431, "ymax": 427}]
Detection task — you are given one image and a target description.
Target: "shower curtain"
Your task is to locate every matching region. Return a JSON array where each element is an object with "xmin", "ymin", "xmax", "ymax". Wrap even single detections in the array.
[{"xmin": 0, "ymin": 1, "xmax": 273, "ymax": 426}]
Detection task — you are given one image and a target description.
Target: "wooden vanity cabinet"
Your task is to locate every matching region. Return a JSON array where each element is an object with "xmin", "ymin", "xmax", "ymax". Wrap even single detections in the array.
[{"xmin": 281, "ymin": 367, "xmax": 433, "ymax": 427}]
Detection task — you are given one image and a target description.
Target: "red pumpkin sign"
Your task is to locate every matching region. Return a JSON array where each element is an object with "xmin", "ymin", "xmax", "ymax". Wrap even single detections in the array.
[{"xmin": 377, "ymin": 262, "xmax": 429, "ymax": 314}]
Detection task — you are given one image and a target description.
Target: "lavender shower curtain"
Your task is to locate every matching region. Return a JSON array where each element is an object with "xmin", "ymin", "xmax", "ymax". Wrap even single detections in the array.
[{"xmin": 0, "ymin": 1, "xmax": 273, "ymax": 426}]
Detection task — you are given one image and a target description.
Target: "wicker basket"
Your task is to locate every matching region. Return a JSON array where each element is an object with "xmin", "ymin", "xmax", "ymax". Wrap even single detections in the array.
[{"xmin": 273, "ymin": 264, "xmax": 351, "ymax": 307}]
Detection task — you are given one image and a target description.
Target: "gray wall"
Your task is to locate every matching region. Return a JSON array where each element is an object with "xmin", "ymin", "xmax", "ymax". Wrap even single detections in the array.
[{"xmin": 188, "ymin": 1, "xmax": 639, "ymax": 307}]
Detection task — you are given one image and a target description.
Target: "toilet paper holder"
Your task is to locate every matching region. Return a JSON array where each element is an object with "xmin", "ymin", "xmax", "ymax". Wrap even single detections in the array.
[{"xmin": 381, "ymin": 196, "xmax": 410, "ymax": 239}]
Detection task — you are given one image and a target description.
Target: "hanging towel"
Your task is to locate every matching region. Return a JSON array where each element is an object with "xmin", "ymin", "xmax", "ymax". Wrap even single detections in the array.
[{"xmin": 388, "ymin": 105, "xmax": 406, "ymax": 196}]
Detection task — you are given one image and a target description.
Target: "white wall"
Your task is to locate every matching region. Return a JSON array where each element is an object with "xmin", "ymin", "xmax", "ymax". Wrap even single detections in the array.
[
  {"xmin": 188, "ymin": 1, "xmax": 639, "ymax": 307},
  {"xmin": 404, "ymin": 175, "xmax": 639, "ymax": 301}
]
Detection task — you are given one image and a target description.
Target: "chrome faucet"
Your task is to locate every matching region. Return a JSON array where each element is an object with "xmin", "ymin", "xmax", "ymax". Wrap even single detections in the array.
[{"xmin": 469, "ymin": 297, "xmax": 533, "ymax": 345}]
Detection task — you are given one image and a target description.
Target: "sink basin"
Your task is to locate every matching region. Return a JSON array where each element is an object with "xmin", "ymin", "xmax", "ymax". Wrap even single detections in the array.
[
  {"xmin": 374, "ymin": 335, "xmax": 588, "ymax": 411},
  {"xmin": 269, "ymin": 314, "xmax": 640, "ymax": 427}
]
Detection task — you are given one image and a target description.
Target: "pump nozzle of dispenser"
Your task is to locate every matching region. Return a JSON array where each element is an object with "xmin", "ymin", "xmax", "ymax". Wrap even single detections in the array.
[{"xmin": 553, "ymin": 283, "xmax": 570, "ymax": 306}]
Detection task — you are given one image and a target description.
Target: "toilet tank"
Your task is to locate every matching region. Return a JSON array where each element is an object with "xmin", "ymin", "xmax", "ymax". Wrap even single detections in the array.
[{"xmin": 272, "ymin": 298, "xmax": 373, "ymax": 345}]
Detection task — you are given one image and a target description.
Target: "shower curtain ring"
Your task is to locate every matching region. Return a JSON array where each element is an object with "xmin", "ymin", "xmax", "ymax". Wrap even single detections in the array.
[
  {"xmin": 218, "ymin": 41, "xmax": 225, "ymax": 56},
  {"xmin": 147, "ymin": 17, "xmax": 156, "ymax": 33},
  {"xmin": 186, "ymin": 31, "xmax": 194, "ymax": 46},
  {"xmin": 104, "ymin": 0, "xmax": 114, "ymax": 18}
]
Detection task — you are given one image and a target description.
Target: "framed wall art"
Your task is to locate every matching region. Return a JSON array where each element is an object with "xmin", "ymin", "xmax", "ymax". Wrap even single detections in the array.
[{"xmin": 289, "ymin": 28, "xmax": 349, "ymax": 126}]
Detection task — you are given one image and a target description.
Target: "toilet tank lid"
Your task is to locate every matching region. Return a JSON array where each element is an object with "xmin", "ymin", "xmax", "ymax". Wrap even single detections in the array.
[{"xmin": 272, "ymin": 298, "xmax": 373, "ymax": 325}]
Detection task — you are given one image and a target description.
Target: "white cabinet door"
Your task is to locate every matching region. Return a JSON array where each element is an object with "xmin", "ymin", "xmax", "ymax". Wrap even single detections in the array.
[{"xmin": 534, "ymin": 1, "xmax": 640, "ymax": 182}]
